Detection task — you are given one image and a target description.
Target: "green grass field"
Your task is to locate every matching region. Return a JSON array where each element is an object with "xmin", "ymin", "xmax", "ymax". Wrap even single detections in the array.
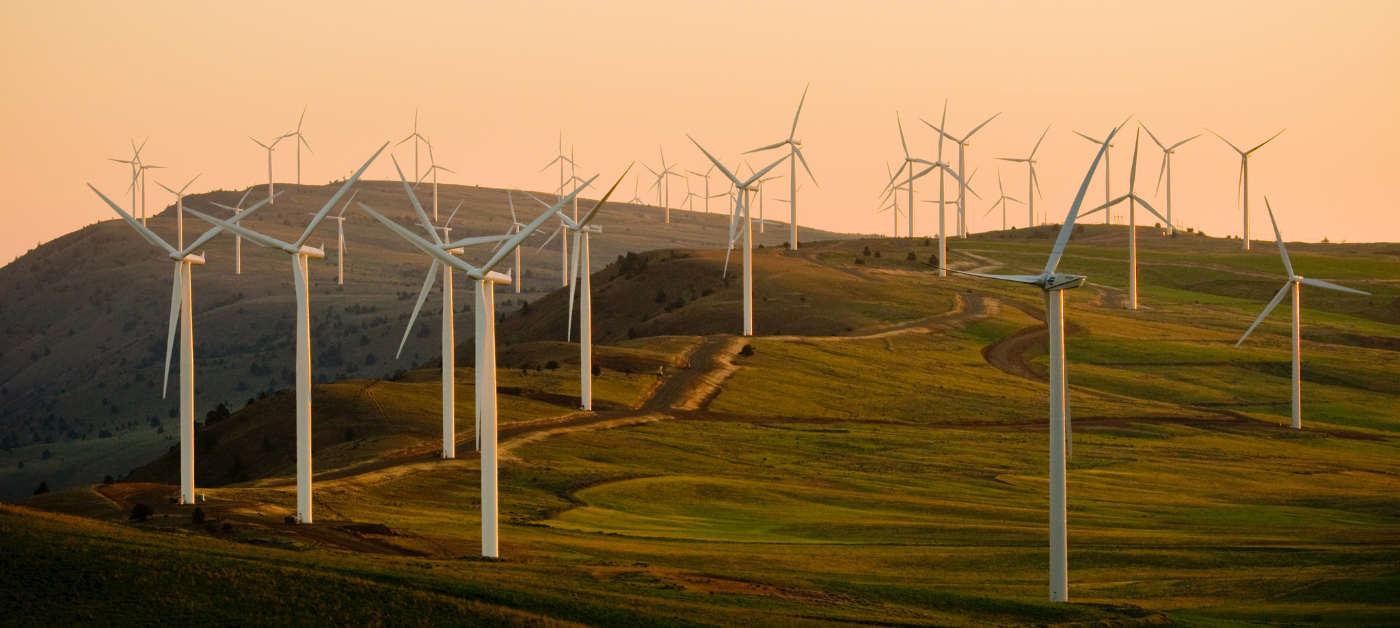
[{"xmin": 9, "ymin": 229, "xmax": 1400, "ymax": 627}]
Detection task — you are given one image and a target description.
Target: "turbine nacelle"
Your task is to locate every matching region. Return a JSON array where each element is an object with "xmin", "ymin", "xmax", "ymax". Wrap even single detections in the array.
[
  {"xmin": 1042, "ymin": 273, "xmax": 1086, "ymax": 291},
  {"xmin": 297, "ymin": 245, "xmax": 325, "ymax": 259},
  {"xmin": 171, "ymin": 253, "xmax": 206, "ymax": 265}
]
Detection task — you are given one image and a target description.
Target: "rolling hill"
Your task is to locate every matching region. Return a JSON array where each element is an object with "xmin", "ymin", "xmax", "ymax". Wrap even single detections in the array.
[{"xmin": 0, "ymin": 180, "xmax": 859, "ymax": 500}]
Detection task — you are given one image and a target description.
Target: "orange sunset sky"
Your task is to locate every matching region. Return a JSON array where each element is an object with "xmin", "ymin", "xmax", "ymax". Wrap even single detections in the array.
[{"xmin": 2, "ymin": 1, "xmax": 1397, "ymax": 263}]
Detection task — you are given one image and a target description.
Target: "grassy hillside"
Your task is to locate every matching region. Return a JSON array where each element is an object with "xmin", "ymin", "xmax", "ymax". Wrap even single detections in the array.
[
  {"xmin": 10, "ymin": 225, "xmax": 1400, "ymax": 626},
  {"xmin": 0, "ymin": 181, "xmax": 856, "ymax": 500}
]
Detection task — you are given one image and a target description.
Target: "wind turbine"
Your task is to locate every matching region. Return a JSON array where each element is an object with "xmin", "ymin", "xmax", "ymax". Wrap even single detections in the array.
[
  {"xmin": 541, "ymin": 135, "xmax": 576, "ymax": 287},
  {"xmin": 877, "ymin": 165, "xmax": 905, "ymax": 237},
  {"xmin": 289, "ymin": 105, "xmax": 313, "ymax": 186},
  {"xmin": 387, "ymin": 157, "xmax": 513, "ymax": 460},
  {"xmin": 744, "ymin": 84, "xmax": 818, "ymax": 249},
  {"xmin": 645, "ymin": 146, "xmax": 686, "ymax": 223},
  {"xmin": 89, "ymin": 180, "xmax": 279, "ymax": 506},
  {"xmin": 155, "ymin": 174, "xmax": 202, "ymax": 253},
  {"xmin": 553, "ymin": 166, "xmax": 629, "ymax": 411},
  {"xmin": 213, "ymin": 189, "xmax": 252, "ymax": 274},
  {"xmin": 1080, "ymin": 130, "xmax": 1173, "ymax": 309},
  {"xmin": 358, "ymin": 170, "xmax": 610, "ymax": 559},
  {"xmin": 996, "ymin": 125, "xmax": 1051, "ymax": 229},
  {"xmin": 1236, "ymin": 200, "xmax": 1370, "ymax": 429},
  {"xmin": 1138, "ymin": 123, "xmax": 1198, "ymax": 233},
  {"xmin": 416, "ymin": 142, "xmax": 456, "ymax": 221},
  {"xmin": 249, "ymin": 133, "xmax": 289, "ymax": 205},
  {"xmin": 941, "ymin": 119, "xmax": 1126, "ymax": 603},
  {"xmin": 310, "ymin": 191, "xmax": 357, "ymax": 285},
  {"xmin": 1206, "ymin": 128, "xmax": 1285, "ymax": 250},
  {"xmin": 109, "ymin": 137, "xmax": 154, "ymax": 223},
  {"xmin": 924, "ymin": 111, "xmax": 1000, "ymax": 238},
  {"xmin": 186, "ymin": 143, "xmax": 388, "ymax": 524},
  {"xmin": 626, "ymin": 172, "xmax": 644, "ymax": 205},
  {"xmin": 982, "ymin": 169, "xmax": 1025, "ymax": 232},
  {"xmin": 689, "ymin": 135, "xmax": 789, "ymax": 336},
  {"xmin": 882, "ymin": 116, "xmax": 968, "ymax": 240},
  {"xmin": 398, "ymin": 107, "xmax": 430, "ymax": 182},
  {"xmin": 754, "ymin": 172, "xmax": 783, "ymax": 234},
  {"xmin": 505, "ymin": 191, "xmax": 528, "ymax": 294},
  {"xmin": 1072, "ymin": 124, "xmax": 1126, "ymax": 226},
  {"xmin": 687, "ymin": 165, "xmax": 724, "ymax": 214}
]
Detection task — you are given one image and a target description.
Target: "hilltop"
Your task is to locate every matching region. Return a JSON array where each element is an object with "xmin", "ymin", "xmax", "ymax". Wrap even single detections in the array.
[{"xmin": 0, "ymin": 181, "xmax": 858, "ymax": 500}]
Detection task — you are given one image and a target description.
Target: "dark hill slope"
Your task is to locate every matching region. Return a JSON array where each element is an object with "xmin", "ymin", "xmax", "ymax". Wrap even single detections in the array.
[{"xmin": 0, "ymin": 180, "xmax": 857, "ymax": 499}]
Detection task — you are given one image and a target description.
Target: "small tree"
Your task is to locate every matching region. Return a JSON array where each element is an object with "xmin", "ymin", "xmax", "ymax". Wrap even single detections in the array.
[
  {"xmin": 874, "ymin": 250, "xmax": 882, "ymax": 258},
  {"xmin": 854, "ymin": 257, "xmax": 865, "ymax": 265},
  {"xmin": 103, "ymin": 475, "xmax": 115, "ymax": 485},
  {"xmin": 928, "ymin": 253, "xmax": 939, "ymax": 267},
  {"xmin": 862, "ymin": 246, "xmax": 871, "ymax": 256},
  {"xmin": 191, "ymin": 507, "xmax": 206, "ymax": 525},
  {"xmin": 545, "ymin": 360, "xmax": 559, "ymax": 371},
  {"xmin": 591, "ymin": 365, "xmax": 601, "ymax": 376},
  {"xmin": 906, "ymin": 251, "xmax": 917, "ymax": 261},
  {"xmin": 130, "ymin": 503, "xmax": 153, "ymax": 522},
  {"xmin": 33, "ymin": 481, "xmax": 49, "ymax": 495},
  {"xmin": 739, "ymin": 344, "xmax": 755, "ymax": 357}
]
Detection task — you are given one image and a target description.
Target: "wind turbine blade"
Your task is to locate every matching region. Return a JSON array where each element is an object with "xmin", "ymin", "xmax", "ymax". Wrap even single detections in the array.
[
  {"xmin": 88, "ymin": 184, "xmax": 178, "ymax": 256},
  {"xmin": 356, "ymin": 202, "xmax": 477, "ymax": 274},
  {"xmin": 397, "ymin": 262, "xmax": 440, "ymax": 359},
  {"xmin": 300, "ymin": 135, "xmax": 314, "ymax": 154},
  {"xmin": 1031, "ymin": 165, "xmax": 1043, "ymax": 199},
  {"xmin": 1169, "ymin": 134, "xmax": 1201, "ymax": 151},
  {"xmin": 1205, "ymin": 128, "xmax": 1246, "ymax": 154},
  {"xmin": 744, "ymin": 140, "xmax": 790, "ymax": 154},
  {"xmin": 897, "ymin": 113, "xmax": 910, "ymax": 158},
  {"xmin": 185, "ymin": 208, "xmax": 291, "ymax": 250},
  {"xmin": 944, "ymin": 267, "xmax": 1045, "ymax": 285},
  {"xmin": 1073, "ymin": 131, "xmax": 1103, "ymax": 145},
  {"xmin": 186, "ymin": 193, "xmax": 283, "ymax": 255},
  {"xmin": 507, "ymin": 190, "xmax": 519, "ymax": 224},
  {"xmin": 794, "ymin": 146, "xmax": 817, "ymax": 187},
  {"xmin": 536, "ymin": 226, "xmax": 563, "ymax": 252},
  {"xmin": 963, "ymin": 112, "xmax": 1001, "ymax": 141},
  {"xmin": 1128, "ymin": 129, "xmax": 1141, "ymax": 191},
  {"xmin": 789, "ymin": 82, "xmax": 809, "ymax": 140},
  {"xmin": 742, "ymin": 154, "xmax": 790, "ymax": 188},
  {"xmin": 1030, "ymin": 125, "xmax": 1051, "ymax": 157},
  {"xmin": 391, "ymin": 154, "xmax": 442, "ymax": 245},
  {"xmin": 446, "ymin": 234, "xmax": 513, "ymax": 249},
  {"xmin": 162, "ymin": 264, "xmax": 181, "ymax": 399},
  {"xmin": 1263, "ymin": 199, "xmax": 1294, "ymax": 276},
  {"xmin": 1131, "ymin": 195, "xmax": 1170, "ymax": 227},
  {"xmin": 577, "ymin": 163, "xmax": 633, "ymax": 228},
  {"xmin": 566, "ymin": 231, "xmax": 582, "ymax": 341},
  {"xmin": 1139, "ymin": 122, "xmax": 1168, "ymax": 152},
  {"xmin": 234, "ymin": 188, "xmax": 253, "ymax": 210},
  {"xmin": 688, "ymin": 135, "xmax": 742, "ymax": 187},
  {"xmin": 920, "ymin": 118, "xmax": 959, "ymax": 143},
  {"xmin": 1236, "ymin": 282, "xmax": 1293, "ymax": 346},
  {"xmin": 1155, "ymin": 154, "xmax": 1168, "ymax": 196},
  {"xmin": 1298, "ymin": 277, "xmax": 1370, "ymax": 295},
  {"xmin": 338, "ymin": 190, "xmax": 360, "ymax": 217},
  {"xmin": 1046, "ymin": 124, "xmax": 1121, "ymax": 275},
  {"xmin": 1247, "ymin": 129, "xmax": 1286, "ymax": 154},
  {"xmin": 482, "ymin": 175, "xmax": 601, "ymax": 273},
  {"xmin": 249, "ymin": 136, "xmax": 271, "ymax": 150},
  {"xmin": 443, "ymin": 198, "xmax": 463, "ymax": 229},
  {"xmin": 296, "ymin": 141, "xmax": 388, "ymax": 248}
]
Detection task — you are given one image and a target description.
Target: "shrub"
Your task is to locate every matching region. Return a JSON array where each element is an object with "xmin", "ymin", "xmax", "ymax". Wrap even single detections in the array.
[
  {"xmin": 103, "ymin": 475, "xmax": 114, "ymax": 485},
  {"xmin": 41, "ymin": 448, "xmax": 51, "ymax": 460},
  {"xmin": 261, "ymin": 436, "xmax": 273, "ymax": 453},
  {"xmin": 655, "ymin": 289, "xmax": 667, "ymax": 304},
  {"xmin": 545, "ymin": 361, "xmax": 559, "ymax": 371},
  {"xmin": 739, "ymin": 344, "xmax": 755, "ymax": 357},
  {"xmin": 906, "ymin": 251, "xmax": 917, "ymax": 261},
  {"xmin": 344, "ymin": 428, "xmax": 355, "ymax": 442},
  {"xmin": 191, "ymin": 507, "xmax": 206, "ymax": 525},
  {"xmin": 862, "ymin": 246, "xmax": 871, "ymax": 256},
  {"xmin": 130, "ymin": 503, "xmax": 153, "ymax": 522},
  {"xmin": 33, "ymin": 481, "xmax": 49, "ymax": 495},
  {"xmin": 591, "ymin": 365, "xmax": 601, "ymax": 376},
  {"xmin": 854, "ymin": 258, "xmax": 865, "ymax": 265},
  {"xmin": 874, "ymin": 250, "xmax": 882, "ymax": 258},
  {"xmin": 205, "ymin": 403, "xmax": 231, "ymax": 424},
  {"xmin": 929, "ymin": 254, "xmax": 939, "ymax": 266}
]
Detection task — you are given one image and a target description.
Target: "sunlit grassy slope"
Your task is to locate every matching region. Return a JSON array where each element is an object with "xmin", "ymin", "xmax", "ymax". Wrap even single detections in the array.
[{"xmin": 11, "ymin": 227, "xmax": 1400, "ymax": 627}]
